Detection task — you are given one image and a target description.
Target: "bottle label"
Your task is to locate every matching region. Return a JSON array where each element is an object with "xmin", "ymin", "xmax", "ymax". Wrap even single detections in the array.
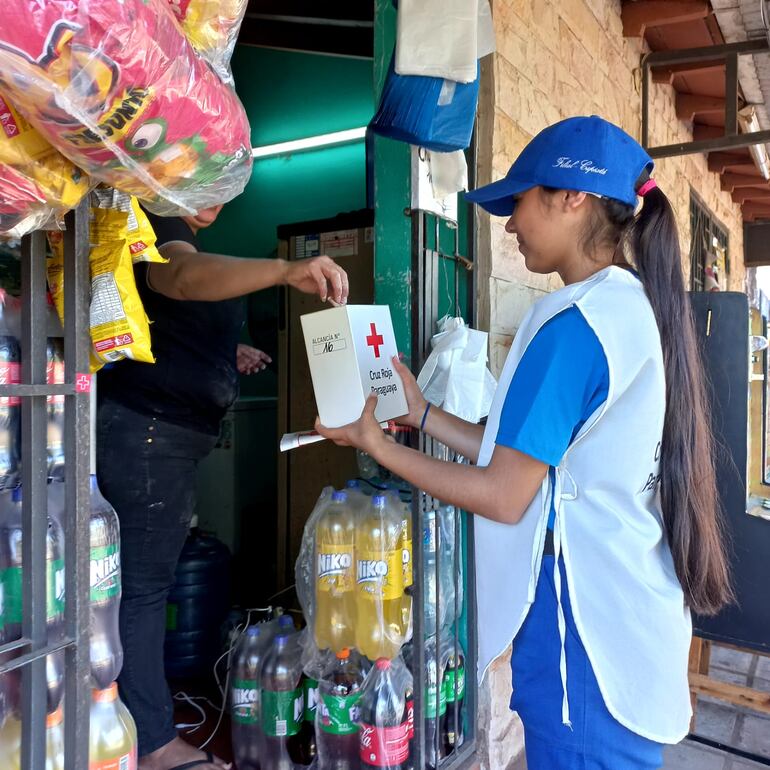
[
  {"xmin": 47, "ymin": 558, "xmax": 65, "ymax": 620},
  {"xmin": 359, "ymin": 720, "xmax": 410, "ymax": 767},
  {"xmin": 444, "ymin": 665, "xmax": 465, "ymax": 703},
  {"xmin": 319, "ymin": 690, "xmax": 362, "ymax": 735},
  {"xmin": 89, "ymin": 750, "xmax": 138, "ymax": 770},
  {"xmin": 0, "ymin": 361, "xmax": 20, "ymax": 406},
  {"xmin": 2, "ymin": 566, "xmax": 21, "ymax": 624},
  {"xmin": 425, "ymin": 683, "xmax": 447, "ymax": 719},
  {"xmin": 401, "ymin": 523, "xmax": 413, "ymax": 589},
  {"xmin": 90, "ymin": 544, "xmax": 121, "ymax": 602},
  {"xmin": 303, "ymin": 678, "xmax": 318, "ymax": 722},
  {"xmin": 317, "ymin": 544, "xmax": 355, "ymax": 592},
  {"xmin": 356, "ymin": 549, "xmax": 404, "ymax": 601},
  {"xmin": 231, "ymin": 679, "xmax": 260, "ymax": 725},
  {"xmin": 261, "ymin": 687, "xmax": 303, "ymax": 737}
]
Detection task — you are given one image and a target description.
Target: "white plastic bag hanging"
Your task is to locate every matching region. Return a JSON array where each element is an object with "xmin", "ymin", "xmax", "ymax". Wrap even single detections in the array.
[
  {"xmin": 416, "ymin": 317, "xmax": 496, "ymax": 423},
  {"xmin": 395, "ymin": 0, "xmax": 496, "ymax": 83}
]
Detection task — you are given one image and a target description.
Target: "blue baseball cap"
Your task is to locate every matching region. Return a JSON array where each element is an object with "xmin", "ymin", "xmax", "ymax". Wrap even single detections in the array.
[{"xmin": 465, "ymin": 116, "xmax": 654, "ymax": 216}]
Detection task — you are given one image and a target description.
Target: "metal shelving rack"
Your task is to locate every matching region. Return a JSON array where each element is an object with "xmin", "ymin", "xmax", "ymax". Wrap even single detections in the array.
[{"xmin": 0, "ymin": 202, "xmax": 92, "ymax": 768}]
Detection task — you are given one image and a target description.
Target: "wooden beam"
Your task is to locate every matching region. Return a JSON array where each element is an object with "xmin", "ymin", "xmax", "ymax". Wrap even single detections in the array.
[
  {"xmin": 693, "ymin": 124, "xmax": 724, "ymax": 142},
  {"xmin": 652, "ymin": 62, "xmax": 724, "ymax": 85},
  {"xmin": 676, "ymin": 94, "xmax": 726, "ymax": 121},
  {"xmin": 622, "ymin": 1, "xmax": 710, "ymax": 38},
  {"xmin": 732, "ymin": 188, "xmax": 770, "ymax": 204},
  {"xmin": 743, "ymin": 202, "xmax": 770, "ymax": 220},
  {"xmin": 708, "ymin": 151, "xmax": 754, "ymax": 173},
  {"xmin": 689, "ymin": 672, "xmax": 770, "ymax": 715},
  {"xmin": 721, "ymin": 172, "xmax": 768, "ymax": 191}
]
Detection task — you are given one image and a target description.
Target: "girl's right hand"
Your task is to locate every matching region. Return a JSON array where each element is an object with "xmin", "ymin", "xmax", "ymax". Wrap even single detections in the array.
[{"xmin": 392, "ymin": 355, "xmax": 429, "ymax": 429}]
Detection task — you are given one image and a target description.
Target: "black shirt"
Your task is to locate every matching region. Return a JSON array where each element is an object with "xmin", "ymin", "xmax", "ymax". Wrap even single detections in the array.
[{"xmin": 98, "ymin": 213, "xmax": 246, "ymax": 435}]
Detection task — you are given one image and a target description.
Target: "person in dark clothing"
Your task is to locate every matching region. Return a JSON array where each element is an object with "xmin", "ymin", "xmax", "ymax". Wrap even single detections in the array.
[{"xmin": 97, "ymin": 204, "xmax": 348, "ymax": 770}]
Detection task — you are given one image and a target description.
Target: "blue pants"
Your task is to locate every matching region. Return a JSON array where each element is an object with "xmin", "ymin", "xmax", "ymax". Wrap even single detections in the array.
[
  {"xmin": 510, "ymin": 555, "xmax": 664, "ymax": 770},
  {"xmin": 97, "ymin": 398, "xmax": 217, "ymax": 756}
]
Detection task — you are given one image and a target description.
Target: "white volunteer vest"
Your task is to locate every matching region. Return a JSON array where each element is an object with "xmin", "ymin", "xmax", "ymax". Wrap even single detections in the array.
[{"xmin": 475, "ymin": 266, "xmax": 692, "ymax": 743}]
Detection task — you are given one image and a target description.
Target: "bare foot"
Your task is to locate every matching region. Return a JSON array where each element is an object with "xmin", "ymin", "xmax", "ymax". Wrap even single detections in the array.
[{"xmin": 138, "ymin": 736, "xmax": 230, "ymax": 770}]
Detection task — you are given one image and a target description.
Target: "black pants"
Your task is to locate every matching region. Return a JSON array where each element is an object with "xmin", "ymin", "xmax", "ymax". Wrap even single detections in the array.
[{"xmin": 96, "ymin": 398, "xmax": 217, "ymax": 756}]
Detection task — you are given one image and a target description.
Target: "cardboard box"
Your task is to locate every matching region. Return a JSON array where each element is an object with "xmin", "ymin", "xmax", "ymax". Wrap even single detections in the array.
[{"xmin": 300, "ymin": 305, "xmax": 408, "ymax": 428}]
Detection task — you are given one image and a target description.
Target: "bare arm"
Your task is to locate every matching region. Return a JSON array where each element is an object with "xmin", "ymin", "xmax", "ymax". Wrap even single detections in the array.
[
  {"xmin": 392, "ymin": 357, "xmax": 485, "ymax": 463},
  {"xmin": 147, "ymin": 241, "xmax": 349, "ymax": 303},
  {"xmin": 316, "ymin": 394, "xmax": 547, "ymax": 524}
]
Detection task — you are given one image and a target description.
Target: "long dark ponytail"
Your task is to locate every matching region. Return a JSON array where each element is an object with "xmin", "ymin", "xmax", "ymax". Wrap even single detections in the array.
[
  {"xmin": 549, "ymin": 180, "xmax": 733, "ymax": 614},
  {"xmin": 627, "ymin": 182, "xmax": 733, "ymax": 615}
]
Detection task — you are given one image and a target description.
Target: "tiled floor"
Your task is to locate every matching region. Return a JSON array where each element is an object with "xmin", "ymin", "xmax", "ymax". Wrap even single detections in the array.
[{"xmin": 662, "ymin": 645, "xmax": 770, "ymax": 770}]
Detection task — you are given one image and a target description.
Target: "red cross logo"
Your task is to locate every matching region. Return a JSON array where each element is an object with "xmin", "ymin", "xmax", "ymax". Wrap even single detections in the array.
[
  {"xmin": 366, "ymin": 323, "xmax": 384, "ymax": 358},
  {"xmin": 75, "ymin": 373, "xmax": 92, "ymax": 393}
]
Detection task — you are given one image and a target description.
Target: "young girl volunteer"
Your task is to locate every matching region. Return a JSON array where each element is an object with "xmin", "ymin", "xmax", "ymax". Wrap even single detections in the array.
[{"xmin": 316, "ymin": 116, "xmax": 732, "ymax": 769}]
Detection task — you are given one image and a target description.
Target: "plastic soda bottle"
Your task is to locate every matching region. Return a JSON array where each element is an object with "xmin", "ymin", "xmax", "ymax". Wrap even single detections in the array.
[
  {"xmin": 318, "ymin": 647, "xmax": 365, "ymax": 770},
  {"xmin": 260, "ymin": 631, "xmax": 305, "ymax": 770},
  {"xmin": 441, "ymin": 642, "xmax": 466, "ymax": 756},
  {"xmin": 424, "ymin": 640, "xmax": 446, "ymax": 770},
  {"xmin": 358, "ymin": 658, "xmax": 411, "ymax": 770},
  {"xmin": 297, "ymin": 673, "xmax": 318, "ymax": 765},
  {"xmin": 46, "ymin": 335, "xmax": 65, "ymax": 481},
  {"xmin": 315, "ymin": 490, "xmax": 356, "ymax": 652},
  {"xmin": 89, "ymin": 683, "xmax": 138, "ymax": 770},
  {"xmin": 355, "ymin": 495, "xmax": 405, "ymax": 660},
  {"xmin": 0, "ymin": 290, "xmax": 20, "ymax": 492},
  {"xmin": 231, "ymin": 624, "xmax": 267, "ymax": 770},
  {"xmin": 88, "ymin": 475, "xmax": 123, "ymax": 688}
]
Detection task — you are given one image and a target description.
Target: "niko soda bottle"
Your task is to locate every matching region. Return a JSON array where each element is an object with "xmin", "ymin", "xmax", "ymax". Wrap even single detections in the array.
[
  {"xmin": 315, "ymin": 490, "xmax": 356, "ymax": 652},
  {"xmin": 355, "ymin": 495, "xmax": 406, "ymax": 661}
]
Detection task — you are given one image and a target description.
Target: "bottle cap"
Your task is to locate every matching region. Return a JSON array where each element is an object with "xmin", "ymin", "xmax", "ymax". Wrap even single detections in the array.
[
  {"xmin": 11, "ymin": 486, "xmax": 21, "ymax": 504},
  {"xmin": 372, "ymin": 494, "xmax": 387, "ymax": 507},
  {"xmin": 92, "ymin": 682, "xmax": 118, "ymax": 703},
  {"xmin": 46, "ymin": 706, "xmax": 63, "ymax": 728},
  {"xmin": 345, "ymin": 479, "xmax": 361, "ymax": 489},
  {"xmin": 277, "ymin": 615, "xmax": 294, "ymax": 629},
  {"xmin": 375, "ymin": 658, "xmax": 391, "ymax": 671},
  {"xmin": 245, "ymin": 625, "xmax": 261, "ymax": 637},
  {"xmin": 337, "ymin": 648, "xmax": 350, "ymax": 660},
  {"xmin": 331, "ymin": 490, "xmax": 348, "ymax": 503}
]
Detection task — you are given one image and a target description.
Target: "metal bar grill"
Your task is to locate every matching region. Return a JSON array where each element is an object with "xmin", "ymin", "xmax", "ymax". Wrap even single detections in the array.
[
  {"xmin": 410, "ymin": 207, "xmax": 477, "ymax": 769},
  {"xmin": 19, "ymin": 228, "xmax": 49, "ymax": 770},
  {"xmin": 62, "ymin": 202, "xmax": 93, "ymax": 770},
  {"xmin": 0, "ymin": 202, "xmax": 92, "ymax": 768},
  {"xmin": 640, "ymin": 38, "xmax": 770, "ymax": 158}
]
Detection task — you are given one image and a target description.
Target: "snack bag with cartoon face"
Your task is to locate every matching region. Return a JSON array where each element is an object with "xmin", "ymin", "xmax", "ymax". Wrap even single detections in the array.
[
  {"xmin": 0, "ymin": 91, "xmax": 90, "ymax": 237},
  {"xmin": 166, "ymin": 0, "xmax": 247, "ymax": 85},
  {"xmin": 0, "ymin": 0, "xmax": 252, "ymax": 216}
]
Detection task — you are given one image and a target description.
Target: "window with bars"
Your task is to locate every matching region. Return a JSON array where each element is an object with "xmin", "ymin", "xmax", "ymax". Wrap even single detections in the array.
[{"xmin": 689, "ymin": 193, "xmax": 729, "ymax": 292}]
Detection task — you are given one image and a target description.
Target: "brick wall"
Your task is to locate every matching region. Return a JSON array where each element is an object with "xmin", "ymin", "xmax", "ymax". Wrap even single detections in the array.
[{"xmin": 474, "ymin": 1, "xmax": 747, "ymax": 767}]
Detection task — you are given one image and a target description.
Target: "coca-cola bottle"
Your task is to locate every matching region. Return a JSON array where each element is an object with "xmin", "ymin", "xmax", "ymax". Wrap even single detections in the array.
[
  {"xmin": 45, "ymin": 335, "xmax": 65, "ymax": 482},
  {"xmin": 318, "ymin": 647, "xmax": 365, "ymax": 770},
  {"xmin": 260, "ymin": 631, "xmax": 305, "ymax": 770},
  {"xmin": 88, "ymin": 475, "xmax": 123, "ymax": 688},
  {"xmin": 358, "ymin": 658, "xmax": 412, "ymax": 770},
  {"xmin": 0, "ymin": 290, "xmax": 20, "ymax": 492},
  {"xmin": 231, "ymin": 624, "xmax": 268, "ymax": 770}
]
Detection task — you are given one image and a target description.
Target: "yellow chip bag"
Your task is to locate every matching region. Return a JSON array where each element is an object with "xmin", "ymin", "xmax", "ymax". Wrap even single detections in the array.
[
  {"xmin": 87, "ymin": 239, "xmax": 155, "ymax": 372},
  {"xmin": 47, "ymin": 189, "xmax": 157, "ymax": 373},
  {"xmin": 0, "ymin": 91, "xmax": 90, "ymax": 236},
  {"xmin": 128, "ymin": 197, "xmax": 166, "ymax": 264}
]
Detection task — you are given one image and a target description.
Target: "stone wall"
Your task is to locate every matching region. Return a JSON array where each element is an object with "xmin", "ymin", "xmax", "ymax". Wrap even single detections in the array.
[{"xmin": 474, "ymin": 1, "xmax": 747, "ymax": 767}]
